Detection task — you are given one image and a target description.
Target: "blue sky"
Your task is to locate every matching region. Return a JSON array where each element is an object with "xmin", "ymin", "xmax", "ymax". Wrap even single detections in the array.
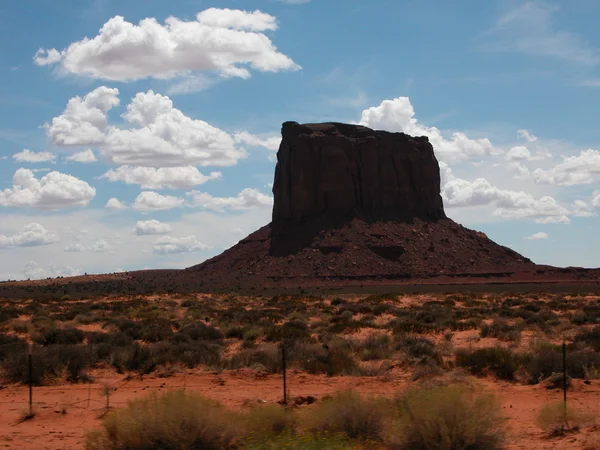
[{"xmin": 1, "ymin": 0, "xmax": 599, "ymax": 280}]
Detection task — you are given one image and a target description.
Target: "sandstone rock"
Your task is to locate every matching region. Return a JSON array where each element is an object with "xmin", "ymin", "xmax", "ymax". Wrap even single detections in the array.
[{"xmin": 272, "ymin": 122, "xmax": 446, "ymax": 230}]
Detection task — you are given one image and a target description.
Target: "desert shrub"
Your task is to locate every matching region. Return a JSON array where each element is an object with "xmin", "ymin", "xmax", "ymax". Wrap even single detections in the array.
[
  {"xmin": 527, "ymin": 344, "xmax": 600, "ymax": 381},
  {"xmin": 154, "ymin": 341, "xmax": 222, "ymax": 368},
  {"xmin": 398, "ymin": 336, "xmax": 441, "ymax": 361},
  {"xmin": 10, "ymin": 320, "xmax": 30, "ymax": 334},
  {"xmin": 0, "ymin": 333, "xmax": 27, "ymax": 360},
  {"xmin": 265, "ymin": 320, "xmax": 311, "ymax": 343},
  {"xmin": 456, "ymin": 347, "xmax": 522, "ymax": 381},
  {"xmin": 1, "ymin": 345, "xmax": 91, "ymax": 384},
  {"xmin": 292, "ymin": 340, "xmax": 358, "ymax": 376},
  {"xmin": 535, "ymin": 401, "xmax": 591, "ymax": 436},
  {"xmin": 139, "ymin": 324, "xmax": 173, "ymax": 343},
  {"xmin": 180, "ymin": 323, "xmax": 223, "ymax": 341},
  {"xmin": 227, "ymin": 345, "xmax": 280, "ymax": 373},
  {"xmin": 110, "ymin": 343, "xmax": 156, "ymax": 376},
  {"xmin": 87, "ymin": 331, "xmax": 133, "ymax": 347},
  {"xmin": 387, "ymin": 383, "xmax": 505, "ymax": 450},
  {"xmin": 480, "ymin": 319, "xmax": 522, "ymax": 341},
  {"xmin": 225, "ymin": 326, "xmax": 246, "ymax": 339},
  {"xmin": 245, "ymin": 404, "xmax": 295, "ymax": 436},
  {"xmin": 33, "ymin": 327, "xmax": 85, "ymax": 345},
  {"xmin": 105, "ymin": 319, "xmax": 143, "ymax": 340},
  {"xmin": 84, "ymin": 390, "xmax": 242, "ymax": 450},
  {"xmin": 575, "ymin": 325, "xmax": 600, "ymax": 352},
  {"xmin": 355, "ymin": 333, "xmax": 392, "ymax": 361},
  {"xmin": 303, "ymin": 390, "xmax": 388, "ymax": 442}
]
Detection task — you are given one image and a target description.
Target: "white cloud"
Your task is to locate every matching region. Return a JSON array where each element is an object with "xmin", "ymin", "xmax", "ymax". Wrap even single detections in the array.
[
  {"xmin": 234, "ymin": 131, "xmax": 281, "ymax": 151},
  {"xmin": 152, "ymin": 235, "xmax": 208, "ymax": 255},
  {"xmin": 64, "ymin": 243, "xmax": 84, "ymax": 252},
  {"xmin": 0, "ymin": 223, "xmax": 59, "ymax": 248},
  {"xmin": 527, "ymin": 232, "xmax": 549, "ymax": 240},
  {"xmin": 506, "ymin": 146, "xmax": 531, "ymax": 161},
  {"xmin": 571, "ymin": 200, "xmax": 595, "ymax": 217},
  {"xmin": 47, "ymin": 87, "xmax": 246, "ymax": 167},
  {"xmin": 65, "ymin": 149, "xmax": 97, "ymax": 163},
  {"xmin": 440, "ymin": 162, "xmax": 570, "ymax": 224},
  {"xmin": 89, "ymin": 239, "xmax": 111, "ymax": 252},
  {"xmin": 187, "ymin": 188, "xmax": 273, "ymax": 211},
  {"xmin": 517, "ymin": 129, "xmax": 538, "ymax": 142},
  {"xmin": 480, "ymin": 1, "xmax": 600, "ymax": 66},
  {"xmin": 527, "ymin": 149, "xmax": 600, "ymax": 186},
  {"xmin": 34, "ymin": 9, "xmax": 299, "ymax": 82},
  {"xmin": 13, "ymin": 149, "xmax": 56, "ymax": 163},
  {"xmin": 23, "ymin": 260, "xmax": 81, "ymax": 280},
  {"xmin": 105, "ymin": 197, "xmax": 127, "ymax": 210},
  {"xmin": 0, "ymin": 168, "xmax": 95, "ymax": 209},
  {"xmin": 134, "ymin": 191, "xmax": 185, "ymax": 211},
  {"xmin": 135, "ymin": 219, "xmax": 172, "ymax": 236},
  {"xmin": 102, "ymin": 166, "xmax": 221, "ymax": 189},
  {"xmin": 359, "ymin": 97, "xmax": 494, "ymax": 163},
  {"xmin": 593, "ymin": 190, "xmax": 600, "ymax": 209}
]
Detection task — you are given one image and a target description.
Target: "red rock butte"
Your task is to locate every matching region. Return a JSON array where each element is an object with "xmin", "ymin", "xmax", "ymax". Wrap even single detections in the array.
[{"xmin": 185, "ymin": 122, "xmax": 540, "ymax": 287}]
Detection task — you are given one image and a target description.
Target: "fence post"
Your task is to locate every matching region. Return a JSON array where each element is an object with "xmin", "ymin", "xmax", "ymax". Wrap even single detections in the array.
[
  {"xmin": 563, "ymin": 340, "xmax": 567, "ymax": 427},
  {"xmin": 281, "ymin": 342, "xmax": 287, "ymax": 405},
  {"xmin": 28, "ymin": 344, "xmax": 33, "ymax": 417}
]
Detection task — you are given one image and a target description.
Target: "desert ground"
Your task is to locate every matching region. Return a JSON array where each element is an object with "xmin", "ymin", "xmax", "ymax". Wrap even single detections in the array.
[{"xmin": 1, "ymin": 290, "xmax": 600, "ymax": 449}]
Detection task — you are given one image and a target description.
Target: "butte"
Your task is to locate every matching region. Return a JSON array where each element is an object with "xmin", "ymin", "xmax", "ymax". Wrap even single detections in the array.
[{"xmin": 186, "ymin": 121, "xmax": 536, "ymax": 290}]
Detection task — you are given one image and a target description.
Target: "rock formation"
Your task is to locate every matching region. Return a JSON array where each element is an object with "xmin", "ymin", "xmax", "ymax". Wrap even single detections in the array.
[{"xmin": 186, "ymin": 121, "xmax": 536, "ymax": 289}]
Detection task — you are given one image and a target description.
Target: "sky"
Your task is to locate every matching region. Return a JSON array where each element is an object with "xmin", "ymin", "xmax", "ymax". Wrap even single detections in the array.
[{"xmin": 0, "ymin": 0, "xmax": 599, "ymax": 280}]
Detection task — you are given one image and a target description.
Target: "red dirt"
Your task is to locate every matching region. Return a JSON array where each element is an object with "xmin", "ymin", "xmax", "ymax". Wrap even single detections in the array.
[{"xmin": 1, "ymin": 369, "xmax": 599, "ymax": 450}]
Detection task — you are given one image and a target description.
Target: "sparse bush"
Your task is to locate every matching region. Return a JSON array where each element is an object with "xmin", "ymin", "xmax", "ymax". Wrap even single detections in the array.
[
  {"xmin": 456, "ymin": 347, "xmax": 522, "ymax": 381},
  {"xmin": 387, "ymin": 383, "xmax": 505, "ymax": 450},
  {"xmin": 245, "ymin": 404, "xmax": 295, "ymax": 436},
  {"xmin": 33, "ymin": 327, "xmax": 85, "ymax": 345},
  {"xmin": 303, "ymin": 390, "xmax": 388, "ymax": 442},
  {"xmin": 180, "ymin": 323, "xmax": 223, "ymax": 341},
  {"xmin": 398, "ymin": 336, "xmax": 441, "ymax": 362},
  {"xmin": 292, "ymin": 340, "xmax": 358, "ymax": 376},
  {"xmin": 244, "ymin": 432, "xmax": 354, "ymax": 450},
  {"xmin": 227, "ymin": 345, "xmax": 280, "ymax": 373},
  {"xmin": 535, "ymin": 401, "xmax": 591, "ymax": 436},
  {"xmin": 355, "ymin": 333, "xmax": 392, "ymax": 361},
  {"xmin": 480, "ymin": 319, "xmax": 522, "ymax": 342},
  {"xmin": 85, "ymin": 390, "xmax": 242, "ymax": 449}
]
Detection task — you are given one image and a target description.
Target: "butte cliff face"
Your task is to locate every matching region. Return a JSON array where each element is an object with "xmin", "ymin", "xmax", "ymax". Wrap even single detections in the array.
[
  {"xmin": 187, "ymin": 122, "xmax": 535, "ymax": 289},
  {"xmin": 273, "ymin": 122, "xmax": 446, "ymax": 227}
]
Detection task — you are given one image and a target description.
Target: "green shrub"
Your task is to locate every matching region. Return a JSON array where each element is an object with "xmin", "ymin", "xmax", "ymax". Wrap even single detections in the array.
[
  {"xmin": 85, "ymin": 390, "xmax": 242, "ymax": 449},
  {"xmin": 480, "ymin": 319, "xmax": 521, "ymax": 342},
  {"xmin": 303, "ymin": 390, "xmax": 388, "ymax": 442},
  {"xmin": 244, "ymin": 432, "xmax": 354, "ymax": 449},
  {"xmin": 33, "ymin": 327, "xmax": 85, "ymax": 345},
  {"xmin": 456, "ymin": 347, "xmax": 522, "ymax": 381},
  {"xmin": 535, "ymin": 401, "xmax": 591, "ymax": 436},
  {"xmin": 388, "ymin": 384, "xmax": 505, "ymax": 450},
  {"xmin": 355, "ymin": 333, "xmax": 392, "ymax": 361},
  {"xmin": 291, "ymin": 341, "xmax": 358, "ymax": 376}
]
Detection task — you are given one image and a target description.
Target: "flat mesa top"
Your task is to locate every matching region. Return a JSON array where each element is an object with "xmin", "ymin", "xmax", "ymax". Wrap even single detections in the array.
[{"xmin": 281, "ymin": 121, "xmax": 430, "ymax": 141}]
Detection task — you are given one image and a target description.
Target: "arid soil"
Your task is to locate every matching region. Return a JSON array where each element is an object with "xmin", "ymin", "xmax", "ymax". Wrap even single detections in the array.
[
  {"xmin": 1, "ymin": 291, "xmax": 600, "ymax": 449},
  {"xmin": 1, "ymin": 370, "xmax": 599, "ymax": 450}
]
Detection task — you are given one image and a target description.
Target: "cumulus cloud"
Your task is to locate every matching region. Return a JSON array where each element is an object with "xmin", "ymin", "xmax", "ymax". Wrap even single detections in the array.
[
  {"xmin": 134, "ymin": 191, "xmax": 185, "ymax": 211},
  {"xmin": 152, "ymin": 235, "xmax": 208, "ymax": 255},
  {"xmin": 47, "ymin": 87, "xmax": 246, "ymax": 167},
  {"xmin": 506, "ymin": 146, "xmax": 532, "ymax": 161},
  {"xmin": 440, "ymin": 162, "xmax": 570, "ymax": 224},
  {"xmin": 571, "ymin": 200, "xmax": 595, "ymax": 217},
  {"xmin": 105, "ymin": 197, "xmax": 127, "ymax": 210},
  {"xmin": 0, "ymin": 223, "xmax": 59, "ymax": 248},
  {"xmin": 526, "ymin": 150, "xmax": 600, "ymax": 186},
  {"xmin": 0, "ymin": 168, "xmax": 95, "ymax": 209},
  {"xmin": 33, "ymin": 8, "xmax": 299, "ymax": 82},
  {"xmin": 65, "ymin": 149, "xmax": 97, "ymax": 163},
  {"xmin": 13, "ymin": 149, "xmax": 56, "ymax": 163},
  {"xmin": 64, "ymin": 243, "xmax": 84, "ymax": 252},
  {"xmin": 517, "ymin": 129, "xmax": 538, "ymax": 142},
  {"xmin": 89, "ymin": 240, "xmax": 111, "ymax": 252},
  {"xmin": 593, "ymin": 190, "xmax": 600, "ymax": 208},
  {"xmin": 102, "ymin": 166, "xmax": 221, "ymax": 189},
  {"xmin": 135, "ymin": 219, "xmax": 172, "ymax": 236},
  {"xmin": 23, "ymin": 261, "xmax": 81, "ymax": 280},
  {"xmin": 359, "ymin": 97, "xmax": 494, "ymax": 163},
  {"xmin": 187, "ymin": 188, "xmax": 273, "ymax": 211},
  {"xmin": 234, "ymin": 131, "xmax": 281, "ymax": 151},
  {"xmin": 527, "ymin": 232, "xmax": 549, "ymax": 240}
]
